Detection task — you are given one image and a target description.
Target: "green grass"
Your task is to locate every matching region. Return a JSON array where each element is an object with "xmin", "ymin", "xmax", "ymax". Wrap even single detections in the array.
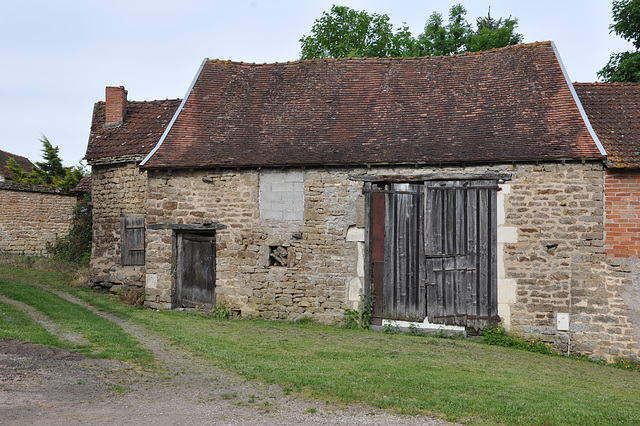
[
  {"xmin": 128, "ymin": 313, "xmax": 639, "ymax": 424},
  {"xmin": 0, "ymin": 277, "xmax": 152, "ymax": 364},
  {"xmin": 0, "ymin": 257, "xmax": 639, "ymax": 424},
  {"xmin": 0, "ymin": 300, "xmax": 65, "ymax": 347}
]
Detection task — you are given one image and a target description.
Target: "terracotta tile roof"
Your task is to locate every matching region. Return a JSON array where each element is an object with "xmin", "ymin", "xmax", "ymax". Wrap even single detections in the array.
[
  {"xmin": 573, "ymin": 82, "xmax": 640, "ymax": 168},
  {"xmin": 0, "ymin": 149, "xmax": 35, "ymax": 180},
  {"xmin": 141, "ymin": 42, "xmax": 603, "ymax": 169},
  {"xmin": 84, "ymin": 98, "xmax": 181, "ymax": 165},
  {"xmin": 70, "ymin": 175, "xmax": 91, "ymax": 193}
]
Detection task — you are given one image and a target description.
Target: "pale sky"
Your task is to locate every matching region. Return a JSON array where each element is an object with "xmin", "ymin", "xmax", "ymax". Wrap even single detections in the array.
[{"xmin": 0, "ymin": 0, "xmax": 633, "ymax": 167}]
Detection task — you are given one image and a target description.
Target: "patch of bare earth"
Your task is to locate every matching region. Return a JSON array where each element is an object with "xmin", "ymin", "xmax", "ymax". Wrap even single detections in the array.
[{"xmin": 0, "ymin": 291, "xmax": 453, "ymax": 425}]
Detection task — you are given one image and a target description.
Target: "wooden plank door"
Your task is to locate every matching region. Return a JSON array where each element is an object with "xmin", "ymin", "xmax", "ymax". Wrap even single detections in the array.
[
  {"xmin": 368, "ymin": 183, "xmax": 425, "ymax": 321},
  {"xmin": 424, "ymin": 180, "xmax": 498, "ymax": 331},
  {"xmin": 177, "ymin": 233, "xmax": 216, "ymax": 308}
]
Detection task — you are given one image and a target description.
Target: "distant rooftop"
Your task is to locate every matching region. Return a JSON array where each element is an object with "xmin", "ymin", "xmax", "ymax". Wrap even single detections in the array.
[{"xmin": 0, "ymin": 149, "xmax": 34, "ymax": 181}]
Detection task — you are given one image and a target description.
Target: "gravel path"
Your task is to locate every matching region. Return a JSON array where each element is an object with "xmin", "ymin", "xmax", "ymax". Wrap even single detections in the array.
[{"xmin": 0, "ymin": 290, "xmax": 454, "ymax": 425}]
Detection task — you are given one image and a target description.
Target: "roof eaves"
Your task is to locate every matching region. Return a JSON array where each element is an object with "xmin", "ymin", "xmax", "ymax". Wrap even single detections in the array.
[
  {"xmin": 139, "ymin": 57, "xmax": 209, "ymax": 167},
  {"xmin": 551, "ymin": 41, "xmax": 607, "ymax": 157}
]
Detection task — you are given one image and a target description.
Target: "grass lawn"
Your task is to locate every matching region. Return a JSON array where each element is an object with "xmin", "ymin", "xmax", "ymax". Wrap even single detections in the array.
[{"xmin": 0, "ymin": 258, "xmax": 638, "ymax": 425}]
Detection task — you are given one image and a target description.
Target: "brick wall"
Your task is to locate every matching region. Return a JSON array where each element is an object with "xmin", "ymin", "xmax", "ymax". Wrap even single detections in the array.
[
  {"xmin": 90, "ymin": 162, "xmax": 147, "ymax": 289},
  {"xmin": 0, "ymin": 182, "xmax": 76, "ymax": 255},
  {"xmin": 605, "ymin": 169, "xmax": 640, "ymax": 257}
]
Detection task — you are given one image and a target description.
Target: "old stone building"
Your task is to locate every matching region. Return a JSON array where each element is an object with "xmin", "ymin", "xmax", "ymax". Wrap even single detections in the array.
[
  {"xmin": 84, "ymin": 86, "xmax": 180, "ymax": 291},
  {"xmin": 85, "ymin": 42, "xmax": 640, "ymax": 361}
]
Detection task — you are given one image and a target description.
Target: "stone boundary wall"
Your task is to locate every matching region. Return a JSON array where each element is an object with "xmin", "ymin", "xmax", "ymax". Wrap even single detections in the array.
[
  {"xmin": 90, "ymin": 162, "xmax": 147, "ymax": 290},
  {"xmin": 604, "ymin": 169, "xmax": 640, "ymax": 258},
  {"xmin": 0, "ymin": 182, "xmax": 76, "ymax": 255},
  {"xmin": 142, "ymin": 161, "xmax": 638, "ymax": 360}
]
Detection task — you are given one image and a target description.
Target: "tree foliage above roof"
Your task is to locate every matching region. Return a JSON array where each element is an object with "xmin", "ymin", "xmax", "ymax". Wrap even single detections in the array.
[
  {"xmin": 299, "ymin": 4, "xmax": 523, "ymax": 60},
  {"xmin": 6, "ymin": 136, "xmax": 86, "ymax": 190},
  {"xmin": 598, "ymin": 0, "xmax": 640, "ymax": 82}
]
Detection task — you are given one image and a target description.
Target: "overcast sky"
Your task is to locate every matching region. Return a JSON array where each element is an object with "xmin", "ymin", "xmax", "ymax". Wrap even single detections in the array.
[{"xmin": 0, "ymin": 0, "xmax": 633, "ymax": 166}]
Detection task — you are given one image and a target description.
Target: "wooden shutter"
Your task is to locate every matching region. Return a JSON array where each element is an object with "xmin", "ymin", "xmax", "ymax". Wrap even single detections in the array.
[
  {"xmin": 120, "ymin": 215, "xmax": 145, "ymax": 266},
  {"xmin": 425, "ymin": 180, "xmax": 498, "ymax": 331}
]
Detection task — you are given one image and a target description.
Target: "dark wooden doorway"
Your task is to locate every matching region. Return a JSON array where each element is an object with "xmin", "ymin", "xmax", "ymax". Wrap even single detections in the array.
[
  {"xmin": 424, "ymin": 180, "xmax": 498, "ymax": 331},
  {"xmin": 177, "ymin": 232, "xmax": 217, "ymax": 308},
  {"xmin": 368, "ymin": 183, "xmax": 425, "ymax": 321},
  {"xmin": 365, "ymin": 180, "xmax": 498, "ymax": 331}
]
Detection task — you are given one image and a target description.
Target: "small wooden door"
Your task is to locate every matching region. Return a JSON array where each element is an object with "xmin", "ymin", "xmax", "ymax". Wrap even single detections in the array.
[{"xmin": 177, "ymin": 233, "xmax": 216, "ymax": 308}]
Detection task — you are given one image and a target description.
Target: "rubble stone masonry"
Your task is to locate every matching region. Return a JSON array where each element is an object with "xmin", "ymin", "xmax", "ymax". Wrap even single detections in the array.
[
  {"xmin": 90, "ymin": 162, "xmax": 147, "ymax": 290},
  {"xmin": 142, "ymin": 161, "xmax": 639, "ymax": 360},
  {"xmin": 0, "ymin": 182, "xmax": 76, "ymax": 255}
]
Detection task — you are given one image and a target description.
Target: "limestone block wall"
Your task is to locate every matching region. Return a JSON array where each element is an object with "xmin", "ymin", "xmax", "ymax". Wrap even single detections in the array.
[
  {"xmin": 90, "ymin": 162, "xmax": 147, "ymax": 289},
  {"xmin": 0, "ymin": 182, "xmax": 76, "ymax": 255},
  {"xmin": 141, "ymin": 161, "xmax": 639, "ymax": 360},
  {"xmin": 502, "ymin": 162, "xmax": 638, "ymax": 361},
  {"xmin": 145, "ymin": 168, "xmax": 362, "ymax": 320}
]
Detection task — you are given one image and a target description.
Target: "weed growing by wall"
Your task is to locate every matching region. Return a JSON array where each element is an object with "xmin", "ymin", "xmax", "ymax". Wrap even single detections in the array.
[{"xmin": 47, "ymin": 193, "xmax": 92, "ymax": 264}]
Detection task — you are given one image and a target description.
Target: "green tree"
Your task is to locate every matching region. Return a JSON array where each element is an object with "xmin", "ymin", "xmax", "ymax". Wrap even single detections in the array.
[
  {"xmin": 599, "ymin": 0, "xmax": 640, "ymax": 82},
  {"xmin": 416, "ymin": 4, "xmax": 472, "ymax": 56},
  {"xmin": 299, "ymin": 4, "xmax": 523, "ymax": 59},
  {"xmin": 5, "ymin": 136, "xmax": 86, "ymax": 190},
  {"xmin": 5, "ymin": 157, "xmax": 29, "ymax": 181},
  {"xmin": 466, "ymin": 7, "xmax": 523, "ymax": 52},
  {"xmin": 299, "ymin": 5, "xmax": 414, "ymax": 59}
]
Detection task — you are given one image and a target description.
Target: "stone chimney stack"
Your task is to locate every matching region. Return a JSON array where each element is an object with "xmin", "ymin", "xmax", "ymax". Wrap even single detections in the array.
[{"xmin": 105, "ymin": 86, "xmax": 127, "ymax": 127}]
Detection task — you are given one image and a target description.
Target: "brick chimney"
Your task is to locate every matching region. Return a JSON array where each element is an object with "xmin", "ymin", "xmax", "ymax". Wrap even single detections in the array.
[{"xmin": 104, "ymin": 86, "xmax": 127, "ymax": 127}]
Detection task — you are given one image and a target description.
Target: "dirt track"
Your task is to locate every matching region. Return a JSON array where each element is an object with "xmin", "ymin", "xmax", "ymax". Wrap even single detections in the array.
[{"xmin": 0, "ymin": 291, "xmax": 452, "ymax": 425}]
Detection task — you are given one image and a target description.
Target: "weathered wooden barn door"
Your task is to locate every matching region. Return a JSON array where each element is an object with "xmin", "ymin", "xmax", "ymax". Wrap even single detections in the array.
[
  {"xmin": 424, "ymin": 180, "xmax": 498, "ymax": 331},
  {"xmin": 366, "ymin": 183, "xmax": 425, "ymax": 321},
  {"xmin": 177, "ymin": 233, "xmax": 216, "ymax": 308}
]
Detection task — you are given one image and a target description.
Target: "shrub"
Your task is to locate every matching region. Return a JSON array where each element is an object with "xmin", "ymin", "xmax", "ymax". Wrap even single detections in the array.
[
  {"xmin": 47, "ymin": 193, "xmax": 92, "ymax": 265},
  {"xmin": 482, "ymin": 325, "xmax": 557, "ymax": 355}
]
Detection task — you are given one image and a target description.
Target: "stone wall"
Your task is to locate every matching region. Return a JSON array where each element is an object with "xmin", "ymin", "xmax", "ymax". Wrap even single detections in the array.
[
  {"xmin": 502, "ymin": 162, "xmax": 638, "ymax": 361},
  {"xmin": 141, "ymin": 161, "xmax": 639, "ymax": 360},
  {"xmin": 0, "ymin": 182, "xmax": 76, "ymax": 255},
  {"xmin": 90, "ymin": 162, "xmax": 147, "ymax": 290},
  {"xmin": 145, "ymin": 168, "xmax": 361, "ymax": 320}
]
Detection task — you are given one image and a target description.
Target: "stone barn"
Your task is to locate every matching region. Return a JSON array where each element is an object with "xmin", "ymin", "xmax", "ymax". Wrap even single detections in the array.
[{"xmin": 86, "ymin": 42, "xmax": 640, "ymax": 361}]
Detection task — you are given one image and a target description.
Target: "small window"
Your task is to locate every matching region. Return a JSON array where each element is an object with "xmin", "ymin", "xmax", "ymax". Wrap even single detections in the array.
[
  {"xmin": 121, "ymin": 215, "xmax": 145, "ymax": 266},
  {"xmin": 269, "ymin": 245, "xmax": 289, "ymax": 267}
]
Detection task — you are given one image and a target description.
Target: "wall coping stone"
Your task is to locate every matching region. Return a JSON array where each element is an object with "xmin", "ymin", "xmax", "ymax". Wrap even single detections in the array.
[{"xmin": 0, "ymin": 181, "xmax": 74, "ymax": 196}]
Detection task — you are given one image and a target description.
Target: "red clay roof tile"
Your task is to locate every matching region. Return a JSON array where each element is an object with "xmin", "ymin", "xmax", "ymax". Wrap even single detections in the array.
[
  {"xmin": 84, "ymin": 99, "xmax": 181, "ymax": 164},
  {"xmin": 139, "ymin": 42, "xmax": 603, "ymax": 168},
  {"xmin": 573, "ymin": 82, "xmax": 640, "ymax": 168},
  {"xmin": 0, "ymin": 149, "xmax": 35, "ymax": 180}
]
